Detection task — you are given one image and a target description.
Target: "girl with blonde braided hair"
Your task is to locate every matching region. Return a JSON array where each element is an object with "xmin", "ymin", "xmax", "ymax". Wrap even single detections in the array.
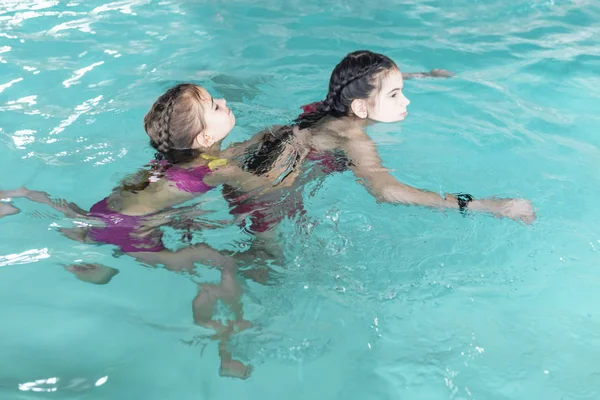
[{"xmin": 0, "ymin": 83, "xmax": 295, "ymax": 379}]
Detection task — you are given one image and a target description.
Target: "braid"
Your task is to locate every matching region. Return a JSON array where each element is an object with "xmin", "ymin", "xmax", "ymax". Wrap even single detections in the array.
[
  {"xmin": 155, "ymin": 97, "xmax": 175, "ymax": 154},
  {"xmin": 326, "ymin": 64, "xmax": 373, "ymax": 116}
]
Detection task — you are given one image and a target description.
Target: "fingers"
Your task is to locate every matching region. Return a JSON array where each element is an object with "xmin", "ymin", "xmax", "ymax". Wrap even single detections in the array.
[{"xmin": 430, "ymin": 68, "xmax": 456, "ymax": 78}]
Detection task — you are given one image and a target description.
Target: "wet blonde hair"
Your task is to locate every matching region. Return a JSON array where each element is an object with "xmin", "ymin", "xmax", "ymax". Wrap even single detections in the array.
[
  {"xmin": 119, "ymin": 84, "xmax": 210, "ymax": 193},
  {"xmin": 144, "ymin": 83, "xmax": 210, "ymax": 163}
]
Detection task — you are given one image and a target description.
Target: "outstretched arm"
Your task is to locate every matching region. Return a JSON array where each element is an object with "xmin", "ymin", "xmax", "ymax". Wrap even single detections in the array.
[
  {"xmin": 402, "ymin": 69, "xmax": 455, "ymax": 79},
  {"xmin": 0, "ymin": 187, "xmax": 89, "ymax": 219},
  {"xmin": 342, "ymin": 136, "xmax": 536, "ymax": 223}
]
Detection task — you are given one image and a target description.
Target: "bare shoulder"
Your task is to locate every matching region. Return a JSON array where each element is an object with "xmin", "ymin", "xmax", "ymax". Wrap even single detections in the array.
[{"xmin": 340, "ymin": 133, "xmax": 389, "ymax": 173}]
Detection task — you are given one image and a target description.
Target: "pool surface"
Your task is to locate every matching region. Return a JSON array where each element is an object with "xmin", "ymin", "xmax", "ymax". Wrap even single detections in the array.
[{"xmin": 1, "ymin": 0, "xmax": 600, "ymax": 398}]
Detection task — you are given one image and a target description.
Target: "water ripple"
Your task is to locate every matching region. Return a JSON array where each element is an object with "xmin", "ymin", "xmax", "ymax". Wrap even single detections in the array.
[{"xmin": 1, "ymin": 0, "xmax": 600, "ymax": 398}]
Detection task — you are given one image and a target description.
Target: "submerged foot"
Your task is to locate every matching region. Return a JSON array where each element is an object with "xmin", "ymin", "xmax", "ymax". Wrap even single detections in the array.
[
  {"xmin": 65, "ymin": 263, "xmax": 119, "ymax": 285},
  {"xmin": 219, "ymin": 360, "xmax": 253, "ymax": 380},
  {"xmin": 0, "ymin": 202, "xmax": 20, "ymax": 218}
]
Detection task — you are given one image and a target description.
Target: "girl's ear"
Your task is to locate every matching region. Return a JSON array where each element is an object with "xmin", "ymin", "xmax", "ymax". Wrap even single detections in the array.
[
  {"xmin": 350, "ymin": 99, "xmax": 368, "ymax": 119},
  {"xmin": 192, "ymin": 132, "xmax": 215, "ymax": 148}
]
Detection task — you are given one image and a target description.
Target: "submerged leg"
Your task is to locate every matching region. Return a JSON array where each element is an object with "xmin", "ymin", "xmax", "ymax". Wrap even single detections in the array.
[
  {"xmin": 190, "ymin": 265, "xmax": 253, "ymax": 380},
  {"xmin": 130, "ymin": 242, "xmax": 239, "ymax": 274},
  {"xmin": 191, "ymin": 261, "xmax": 252, "ymax": 334}
]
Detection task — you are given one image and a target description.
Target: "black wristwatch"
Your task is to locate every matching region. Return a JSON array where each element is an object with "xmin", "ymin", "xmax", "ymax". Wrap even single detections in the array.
[{"xmin": 455, "ymin": 193, "xmax": 474, "ymax": 215}]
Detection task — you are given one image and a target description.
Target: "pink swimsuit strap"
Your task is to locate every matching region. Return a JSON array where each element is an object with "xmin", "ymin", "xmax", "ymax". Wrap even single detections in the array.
[
  {"xmin": 150, "ymin": 160, "xmax": 215, "ymax": 194},
  {"xmin": 164, "ymin": 164, "xmax": 214, "ymax": 193}
]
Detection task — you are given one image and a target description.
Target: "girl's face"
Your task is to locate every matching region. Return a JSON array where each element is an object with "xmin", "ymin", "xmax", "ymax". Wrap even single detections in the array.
[
  {"xmin": 367, "ymin": 68, "xmax": 410, "ymax": 123},
  {"xmin": 194, "ymin": 88, "xmax": 236, "ymax": 147}
]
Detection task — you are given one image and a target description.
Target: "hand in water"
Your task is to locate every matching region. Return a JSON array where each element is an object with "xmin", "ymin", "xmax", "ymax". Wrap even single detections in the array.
[
  {"xmin": 429, "ymin": 68, "xmax": 455, "ymax": 78},
  {"xmin": 495, "ymin": 199, "xmax": 537, "ymax": 224}
]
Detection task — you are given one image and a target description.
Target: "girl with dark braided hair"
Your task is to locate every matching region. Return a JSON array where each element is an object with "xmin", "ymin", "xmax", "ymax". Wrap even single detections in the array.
[{"xmin": 225, "ymin": 50, "xmax": 536, "ymax": 243}]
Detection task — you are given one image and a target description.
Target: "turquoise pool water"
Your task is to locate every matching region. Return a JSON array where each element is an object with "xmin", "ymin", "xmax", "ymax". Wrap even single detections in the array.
[{"xmin": 2, "ymin": 0, "xmax": 600, "ymax": 398}]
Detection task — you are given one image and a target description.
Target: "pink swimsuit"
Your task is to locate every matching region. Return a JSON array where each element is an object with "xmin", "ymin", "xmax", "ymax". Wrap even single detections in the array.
[{"xmin": 87, "ymin": 164, "xmax": 214, "ymax": 253}]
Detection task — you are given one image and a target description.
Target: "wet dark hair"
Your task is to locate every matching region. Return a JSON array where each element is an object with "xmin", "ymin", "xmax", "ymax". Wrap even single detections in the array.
[
  {"xmin": 294, "ymin": 50, "xmax": 397, "ymax": 129},
  {"xmin": 243, "ymin": 126, "xmax": 296, "ymax": 175},
  {"xmin": 243, "ymin": 50, "xmax": 397, "ymax": 174}
]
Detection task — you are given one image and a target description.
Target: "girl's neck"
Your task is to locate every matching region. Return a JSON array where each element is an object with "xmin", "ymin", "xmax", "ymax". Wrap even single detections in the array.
[{"xmin": 315, "ymin": 115, "xmax": 370, "ymax": 139}]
